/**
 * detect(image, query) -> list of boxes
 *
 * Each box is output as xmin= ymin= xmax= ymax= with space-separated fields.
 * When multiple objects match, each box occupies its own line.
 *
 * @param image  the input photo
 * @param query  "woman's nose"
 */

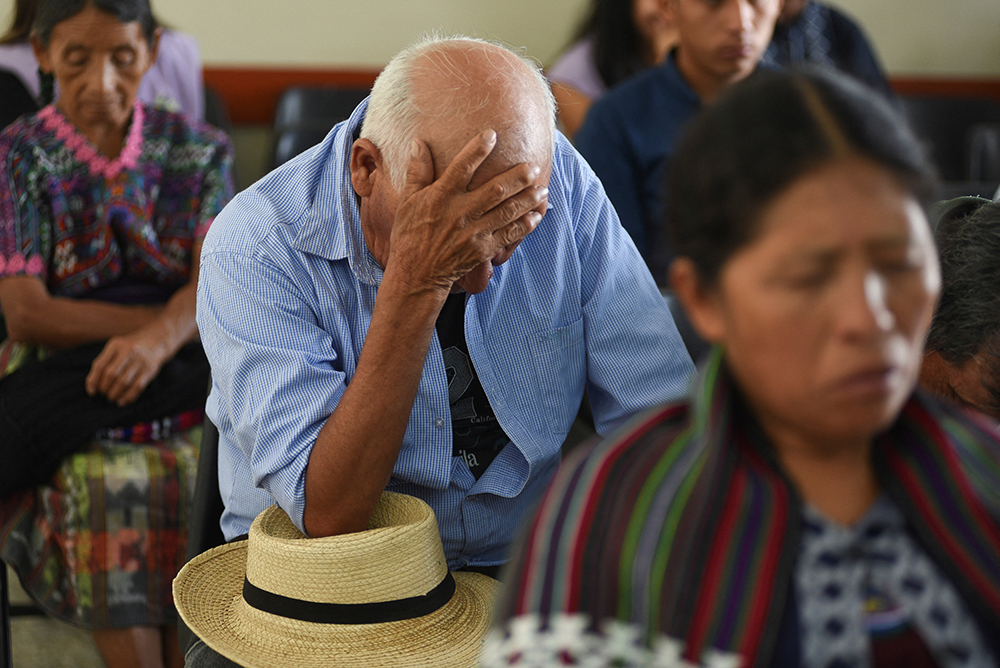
xmin=841 ymin=270 xmax=895 ymax=338
xmin=85 ymin=58 xmax=116 ymax=95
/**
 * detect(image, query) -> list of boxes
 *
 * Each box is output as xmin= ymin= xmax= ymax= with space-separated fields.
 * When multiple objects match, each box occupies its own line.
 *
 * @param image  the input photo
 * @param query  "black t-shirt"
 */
xmin=435 ymin=293 xmax=511 ymax=479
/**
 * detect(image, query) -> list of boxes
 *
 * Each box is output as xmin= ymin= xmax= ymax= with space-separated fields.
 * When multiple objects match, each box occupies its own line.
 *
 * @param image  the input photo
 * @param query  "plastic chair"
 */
xmin=900 ymin=94 xmax=1000 ymax=182
xmin=271 ymin=128 xmax=330 ymax=168
xmin=176 ymin=412 xmax=225 ymax=653
xmin=203 ymin=85 xmax=233 ymax=136
xmin=0 ymin=68 xmax=38 ymax=130
xmin=270 ymin=86 xmax=370 ymax=168
xmin=273 ymin=86 xmax=370 ymax=131
xmin=969 ymin=123 xmax=1000 ymax=184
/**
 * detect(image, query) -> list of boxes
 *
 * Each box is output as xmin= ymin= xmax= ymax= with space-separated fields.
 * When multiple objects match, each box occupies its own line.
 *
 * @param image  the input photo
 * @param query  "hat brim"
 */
xmin=174 ymin=540 xmax=501 ymax=668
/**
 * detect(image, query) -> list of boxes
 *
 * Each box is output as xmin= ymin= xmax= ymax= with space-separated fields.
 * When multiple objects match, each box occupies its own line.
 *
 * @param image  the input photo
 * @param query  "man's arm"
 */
xmin=301 ymin=131 xmax=547 ymax=537
xmin=557 ymin=138 xmax=694 ymax=433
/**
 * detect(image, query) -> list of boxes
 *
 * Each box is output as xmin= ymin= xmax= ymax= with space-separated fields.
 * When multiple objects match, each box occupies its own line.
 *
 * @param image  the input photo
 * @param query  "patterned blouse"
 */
xmin=0 ymin=101 xmax=233 ymax=299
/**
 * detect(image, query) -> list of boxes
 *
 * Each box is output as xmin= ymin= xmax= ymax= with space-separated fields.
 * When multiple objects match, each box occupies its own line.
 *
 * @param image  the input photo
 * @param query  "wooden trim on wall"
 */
xmin=204 ymin=66 xmax=1000 ymax=126
xmin=203 ymin=67 xmax=380 ymax=125
xmin=891 ymin=76 xmax=1000 ymax=104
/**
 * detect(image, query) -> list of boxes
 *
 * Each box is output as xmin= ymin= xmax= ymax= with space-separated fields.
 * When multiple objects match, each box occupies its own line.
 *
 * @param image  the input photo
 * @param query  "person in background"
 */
xmin=0 ymin=0 xmax=233 ymax=665
xmin=575 ymin=0 xmax=781 ymax=285
xmin=488 ymin=69 xmax=1000 ymax=667
xmin=921 ymin=196 xmax=1000 ymax=420
xmin=547 ymin=0 xmax=678 ymax=138
xmin=0 ymin=0 xmax=204 ymax=121
xmin=763 ymin=0 xmax=893 ymax=99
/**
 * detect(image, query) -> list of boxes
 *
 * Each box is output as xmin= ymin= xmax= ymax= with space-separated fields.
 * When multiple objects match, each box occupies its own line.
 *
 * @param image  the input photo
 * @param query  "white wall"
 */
xmin=834 ymin=0 xmax=1000 ymax=76
xmin=2 ymin=0 xmax=998 ymax=76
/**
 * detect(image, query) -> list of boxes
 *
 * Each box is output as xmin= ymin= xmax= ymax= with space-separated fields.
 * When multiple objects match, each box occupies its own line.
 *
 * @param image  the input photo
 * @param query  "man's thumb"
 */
xmin=403 ymin=138 xmax=434 ymax=197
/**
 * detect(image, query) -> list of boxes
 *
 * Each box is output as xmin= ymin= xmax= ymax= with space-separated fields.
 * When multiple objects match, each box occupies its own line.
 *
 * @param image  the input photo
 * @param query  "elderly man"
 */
xmin=575 ymin=0 xmax=782 ymax=284
xmin=195 ymin=34 xmax=692 ymax=591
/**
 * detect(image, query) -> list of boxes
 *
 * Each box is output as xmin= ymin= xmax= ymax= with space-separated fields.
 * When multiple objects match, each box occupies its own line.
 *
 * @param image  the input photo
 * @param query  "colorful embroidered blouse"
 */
xmin=0 ymin=101 xmax=233 ymax=299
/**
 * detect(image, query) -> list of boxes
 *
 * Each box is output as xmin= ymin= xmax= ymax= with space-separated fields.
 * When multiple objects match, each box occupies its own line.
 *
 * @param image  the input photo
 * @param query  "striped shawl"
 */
xmin=494 ymin=348 xmax=1000 ymax=667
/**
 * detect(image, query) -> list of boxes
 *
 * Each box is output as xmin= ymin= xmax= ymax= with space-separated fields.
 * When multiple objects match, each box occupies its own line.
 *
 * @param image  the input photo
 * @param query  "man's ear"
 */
xmin=349 ymin=138 xmax=382 ymax=197
xmin=669 ymin=257 xmax=726 ymax=344
xmin=31 ymin=36 xmax=52 ymax=73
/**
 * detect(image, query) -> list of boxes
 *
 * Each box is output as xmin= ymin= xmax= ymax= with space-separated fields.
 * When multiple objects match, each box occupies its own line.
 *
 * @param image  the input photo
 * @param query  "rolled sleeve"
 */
xmin=197 ymin=247 xmax=347 ymax=534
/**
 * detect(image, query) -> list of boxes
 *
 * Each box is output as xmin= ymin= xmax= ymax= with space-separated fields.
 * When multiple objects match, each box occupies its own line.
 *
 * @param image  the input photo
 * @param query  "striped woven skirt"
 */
xmin=0 ymin=340 xmax=201 ymax=628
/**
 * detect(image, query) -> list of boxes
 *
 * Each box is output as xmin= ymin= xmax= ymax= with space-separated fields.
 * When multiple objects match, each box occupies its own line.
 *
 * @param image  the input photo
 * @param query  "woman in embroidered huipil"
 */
xmin=487 ymin=70 xmax=1000 ymax=667
xmin=0 ymin=0 xmax=232 ymax=665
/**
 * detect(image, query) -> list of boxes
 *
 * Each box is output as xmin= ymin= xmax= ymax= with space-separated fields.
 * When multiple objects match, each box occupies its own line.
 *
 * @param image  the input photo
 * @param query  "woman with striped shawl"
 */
xmin=485 ymin=68 xmax=1000 ymax=668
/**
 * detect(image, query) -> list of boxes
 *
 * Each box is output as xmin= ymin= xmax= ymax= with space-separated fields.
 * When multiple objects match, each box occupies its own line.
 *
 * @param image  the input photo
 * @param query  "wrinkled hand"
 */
xmin=387 ymin=129 xmax=548 ymax=293
xmin=85 ymin=330 xmax=171 ymax=406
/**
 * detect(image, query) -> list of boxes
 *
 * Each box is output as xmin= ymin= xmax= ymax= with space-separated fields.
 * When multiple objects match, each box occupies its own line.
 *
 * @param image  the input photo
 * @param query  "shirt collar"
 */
xmin=292 ymin=97 xmax=385 ymax=286
xmin=661 ymin=49 xmax=702 ymax=106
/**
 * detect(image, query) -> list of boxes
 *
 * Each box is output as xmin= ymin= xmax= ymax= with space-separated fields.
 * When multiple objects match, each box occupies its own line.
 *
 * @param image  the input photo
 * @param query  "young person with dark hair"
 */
xmin=0 ymin=1 xmax=233 ymax=665
xmin=548 ymin=0 xmax=677 ymax=137
xmin=921 ymin=197 xmax=1000 ymax=420
xmin=575 ymin=0 xmax=782 ymax=285
xmin=488 ymin=69 xmax=1000 ymax=667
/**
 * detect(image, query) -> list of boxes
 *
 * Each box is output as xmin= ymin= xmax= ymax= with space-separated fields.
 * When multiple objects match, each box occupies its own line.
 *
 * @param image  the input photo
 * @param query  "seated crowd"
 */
xmin=0 ymin=1 xmax=997 ymax=668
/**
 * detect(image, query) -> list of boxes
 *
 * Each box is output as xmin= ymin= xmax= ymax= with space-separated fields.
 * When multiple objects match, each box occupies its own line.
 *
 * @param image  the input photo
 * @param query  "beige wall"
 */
xmin=3 ymin=0 xmax=998 ymax=76
xmin=5 ymin=0 xmax=996 ymax=186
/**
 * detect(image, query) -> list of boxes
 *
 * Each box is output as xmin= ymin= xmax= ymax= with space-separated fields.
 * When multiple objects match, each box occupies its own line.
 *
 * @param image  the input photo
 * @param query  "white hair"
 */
xmin=360 ymin=34 xmax=557 ymax=188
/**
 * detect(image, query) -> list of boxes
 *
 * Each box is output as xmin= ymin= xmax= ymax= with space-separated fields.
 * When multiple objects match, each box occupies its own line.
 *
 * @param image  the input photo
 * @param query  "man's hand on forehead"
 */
xmin=385 ymin=129 xmax=548 ymax=295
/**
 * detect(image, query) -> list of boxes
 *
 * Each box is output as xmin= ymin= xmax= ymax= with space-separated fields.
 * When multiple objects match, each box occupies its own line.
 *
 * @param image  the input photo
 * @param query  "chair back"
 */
xmin=177 ymin=412 xmax=226 ymax=653
xmin=900 ymin=94 xmax=1000 ymax=182
xmin=969 ymin=123 xmax=1000 ymax=184
xmin=270 ymin=86 xmax=370 ymax=168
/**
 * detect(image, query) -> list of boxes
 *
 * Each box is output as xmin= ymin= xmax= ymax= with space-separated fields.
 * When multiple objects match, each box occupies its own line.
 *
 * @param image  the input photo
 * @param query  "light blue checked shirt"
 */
xmin=196 ymin=101 xmax=694 ymax=568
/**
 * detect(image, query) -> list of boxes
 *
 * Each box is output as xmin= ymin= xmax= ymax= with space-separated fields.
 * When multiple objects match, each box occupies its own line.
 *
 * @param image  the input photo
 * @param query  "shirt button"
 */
xmin=435 ymin=417 xmax=445 ymax=429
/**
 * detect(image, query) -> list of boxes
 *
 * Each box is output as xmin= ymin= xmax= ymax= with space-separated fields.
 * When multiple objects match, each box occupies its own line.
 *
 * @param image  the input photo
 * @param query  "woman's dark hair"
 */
xmin=574 ymin=0 xmax=650 ymax=89
xmin=0 ymin=0 xmax=35 ymax=44
xmin=926 ymin=200 xmax=1000 ymax=405
xmin=667 ymin=68 xmax=939 ymax=287
xmin=31 ymin=0 xmax=159 ymax=104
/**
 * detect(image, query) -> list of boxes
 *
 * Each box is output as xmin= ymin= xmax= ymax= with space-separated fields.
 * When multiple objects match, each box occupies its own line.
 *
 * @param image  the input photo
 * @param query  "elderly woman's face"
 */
xmin=699 ymin=156 xmax=940 ymax=444
xmin=33 ymin=4 xmax=156 ymax=134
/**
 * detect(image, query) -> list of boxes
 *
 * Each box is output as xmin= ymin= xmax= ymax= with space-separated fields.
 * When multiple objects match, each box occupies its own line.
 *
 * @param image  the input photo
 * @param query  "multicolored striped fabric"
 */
xmin=0 ymin=339 xmax=203 ymax=627
xmin=492 ymin=348 xmax=1000 ymax=667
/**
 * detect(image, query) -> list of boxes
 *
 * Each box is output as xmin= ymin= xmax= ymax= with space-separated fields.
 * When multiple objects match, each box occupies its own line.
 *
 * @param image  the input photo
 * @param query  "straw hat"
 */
xmin=173 ymin=492 xmax=500 ymax=668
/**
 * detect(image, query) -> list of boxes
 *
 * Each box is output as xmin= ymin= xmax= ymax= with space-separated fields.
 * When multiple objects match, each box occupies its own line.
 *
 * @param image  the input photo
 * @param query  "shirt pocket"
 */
xmin=528 ymin=318 xmax=585 ymax=435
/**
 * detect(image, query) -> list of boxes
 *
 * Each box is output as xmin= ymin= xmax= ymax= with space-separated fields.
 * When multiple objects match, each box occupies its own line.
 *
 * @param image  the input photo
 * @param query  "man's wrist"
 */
xmin=378 ymin=263 xmax=453 ymax=315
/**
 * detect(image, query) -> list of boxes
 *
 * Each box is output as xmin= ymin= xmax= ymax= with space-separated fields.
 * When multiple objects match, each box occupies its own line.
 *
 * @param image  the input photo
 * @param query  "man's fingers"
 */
xmin=465 ymin=163 xmax=542 ymax=221
xmin=402 ymin=138 xmax=436 ymax=200
xmin=434 ymin=129 xmax=498 ymax=192
xmin=494 ymin=210 xmax=543 ymax=249
xmin=478 ymin=185 xmax=548 ymax=235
